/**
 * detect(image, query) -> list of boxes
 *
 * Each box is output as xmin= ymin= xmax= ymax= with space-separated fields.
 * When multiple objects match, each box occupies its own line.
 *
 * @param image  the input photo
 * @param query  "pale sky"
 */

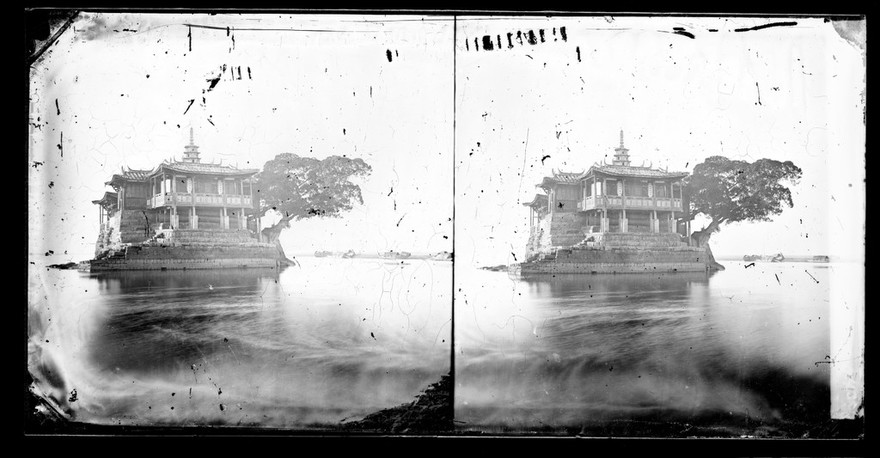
xmin=453 ymin=16 xmax=865 ymax=266
xmin=29 ymin=13 xmax=454 ymax=262
xmin=28 ymin=14 xmax=865 ymax=266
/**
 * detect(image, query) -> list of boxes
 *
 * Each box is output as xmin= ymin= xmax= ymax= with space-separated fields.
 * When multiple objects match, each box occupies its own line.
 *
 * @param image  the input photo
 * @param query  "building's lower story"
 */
xmin=583 ymin=209 xmax=683 ymax=234
xmin=94 ymin=207 xmax=263 ymax=258
xmin=524 ymin=210 xmax=696 ymax=264
xmin=90 ymin=238 xmax=283 ymax=271
xmin=91 ymin=226 xmax=283 ymax=271
xmin=150 ymin=206 xmax=255 ymax=231
xmin=518 ymin=231 xmax=710 ymax=275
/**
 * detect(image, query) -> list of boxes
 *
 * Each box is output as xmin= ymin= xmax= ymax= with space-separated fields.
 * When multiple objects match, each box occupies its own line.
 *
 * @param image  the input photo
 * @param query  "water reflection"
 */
xmin=518 ymin=271 xmax=715 ymax=296
xmin=29 ymin=259 xmax=451 ymax=429
xmin=85 ymin=269 xmax=281 ymax=376
xmin=456 ymin=263 xmax=832 ymax=434
xmin=90 ymin=268 xmax=278 ymax=291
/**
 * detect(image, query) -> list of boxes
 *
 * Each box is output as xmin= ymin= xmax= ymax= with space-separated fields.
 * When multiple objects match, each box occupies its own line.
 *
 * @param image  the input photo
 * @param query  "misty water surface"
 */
xmin=455 ymin=261 xmax=847 ymax=434
xmin=28 ymin=258 xmax=451 ymax=429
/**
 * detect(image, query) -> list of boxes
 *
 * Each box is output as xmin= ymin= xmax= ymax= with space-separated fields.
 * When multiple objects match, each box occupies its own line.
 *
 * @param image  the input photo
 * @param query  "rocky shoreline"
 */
xmin=25 ymin=372 xmax=453 ymax=435
xmin=343 ymin=373 xmax=452 ymax=434
xmin=479 ymin=265 xmax=508 ymax=272
xmin=25 ymin=368 xmax=862 ymax=437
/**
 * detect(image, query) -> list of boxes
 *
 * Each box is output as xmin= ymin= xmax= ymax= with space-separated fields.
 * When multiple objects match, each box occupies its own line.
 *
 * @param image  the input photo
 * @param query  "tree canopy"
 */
xmin=254 ymin=153 xmax=372 ymax=222
xmin=684 ymin=155 xmax=802 ymax=228
xmin=683 ymin=155 xmax=802 ymax=270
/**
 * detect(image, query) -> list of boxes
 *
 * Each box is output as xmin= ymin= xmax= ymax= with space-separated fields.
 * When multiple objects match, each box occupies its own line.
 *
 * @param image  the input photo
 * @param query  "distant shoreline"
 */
xmin=714 ymin=256 xmax=838 ymax=262
xmin=292 ymin=254 xmax=451 ymax=261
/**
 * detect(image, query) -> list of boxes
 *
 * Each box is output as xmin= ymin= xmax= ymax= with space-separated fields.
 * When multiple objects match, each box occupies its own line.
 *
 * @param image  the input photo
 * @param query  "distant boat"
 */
xmin=341 ymin=249 xmax=356 ymax=258
xmin=380 ymin=250 xmax=411 ymax=259
xmin=812 ymin=255 xmax=830 ymax=263
xmin=743 ymin=253 xmax=786 ymax=262
xmin=314 ymin=251 xmax=332 ymax=257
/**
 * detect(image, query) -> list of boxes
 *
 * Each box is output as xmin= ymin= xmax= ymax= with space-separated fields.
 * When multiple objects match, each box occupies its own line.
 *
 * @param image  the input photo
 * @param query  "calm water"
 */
xmin=28 ymin=258 xmax=451 ymax=429
xmin=455 ymin=261 xmax=849 ymax=434
xmin=27 ymin=257 xmax=854 ymax=434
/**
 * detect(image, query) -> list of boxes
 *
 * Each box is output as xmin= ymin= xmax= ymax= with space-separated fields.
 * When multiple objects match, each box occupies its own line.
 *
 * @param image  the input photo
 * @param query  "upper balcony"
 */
xmin=578 ymin=195 xmax=682 ymax=212
xmin=148 ymin=192 xmax=254 ymax=209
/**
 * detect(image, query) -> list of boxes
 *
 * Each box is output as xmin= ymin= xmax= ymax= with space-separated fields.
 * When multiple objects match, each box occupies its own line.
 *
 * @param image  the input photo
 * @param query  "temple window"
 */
xmin=654 ymin=182 xmax=669 ymax=198
xmin=606 ymin=180 xmax=617 ymax=196
xmin=227 ymin=179 xmax=241 ymax=195
xmin=194 ymin=177 xmax=215 ymax=194
xmin=625 ymin=181 xmax=650 ymax=197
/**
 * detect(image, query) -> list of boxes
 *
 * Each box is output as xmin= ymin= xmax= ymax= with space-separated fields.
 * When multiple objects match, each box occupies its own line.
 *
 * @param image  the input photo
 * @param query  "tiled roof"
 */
xmin=537 ymin=165 xmax=687 ymax=189
xmin=91 ymin=191 xmax=118 ymax=205
xmin=590 ymin=165 xmax=688 ymax=179
xmin=151 ymin=161 xmax=259 ymax=177
xmin=106 ymin=160 xmax=259 ymax=189
xmin=106 ymin=168 xmax=152 ymax=185
xmin=537 ymin=169 xmax=585 ymax=188
xmin=106 ymin=169 xmax=149 ymax=187
xmin=522 ymin=194 xmax=549 ymax=207
xmin=551 ymin=170 xmax=585 ymax=183
xmin=121 ymin=168 xmax=152 ymax=180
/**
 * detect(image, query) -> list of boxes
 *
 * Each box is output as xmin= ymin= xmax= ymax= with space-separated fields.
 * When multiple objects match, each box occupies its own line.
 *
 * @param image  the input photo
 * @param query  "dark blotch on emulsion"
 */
xmin=482 ymin=35 xmax=494 ymax=51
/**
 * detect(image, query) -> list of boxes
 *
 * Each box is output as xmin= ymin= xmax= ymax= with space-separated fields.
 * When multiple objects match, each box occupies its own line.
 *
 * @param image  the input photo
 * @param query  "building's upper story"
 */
xmin=97 ymin=129 xmax=260 ymax=214
xmin=525 ymin=131 xmax=689 ymax=216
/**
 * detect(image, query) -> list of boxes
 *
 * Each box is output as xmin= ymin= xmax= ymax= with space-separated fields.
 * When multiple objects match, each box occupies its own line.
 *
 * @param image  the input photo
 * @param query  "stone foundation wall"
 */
xmin=521 ymin=211 xmax=706 ymax=275
xmin=528 ymin=213 xmax=589 ymax=258
xmin=518 ymin=233 xmax=709 ymax=275
xmin=168 ymin=229 xmax=267 ymax=246
xmin=90 ymin=244 xmax=281 ymax=271
xmin=519 ymin=260 xmax=708 ymax=274
xmin=90 ymin=257 xmax=280 ymax=271
xmin=553 ymin=246 xmax=706 ymax=263
xmin=118 ymin=209 xmax=157 ymax=243
xmin=600 ymin=232 xmax=693 ymax=249
xmin=125 ymin=245 xmax=279 ymax=259
xmin=91 ymin=227 xmax=279 ymax=271
xmin=94 ymin=212 xmax=123 ymax=255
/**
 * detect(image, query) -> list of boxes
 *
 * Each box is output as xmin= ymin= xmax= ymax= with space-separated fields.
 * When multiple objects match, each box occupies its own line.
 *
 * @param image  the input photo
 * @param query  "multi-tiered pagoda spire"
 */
xmin=611 ymin=129 xmax=631 ymax=166
xmin=182 ymin=127 xmax=201 ymax=164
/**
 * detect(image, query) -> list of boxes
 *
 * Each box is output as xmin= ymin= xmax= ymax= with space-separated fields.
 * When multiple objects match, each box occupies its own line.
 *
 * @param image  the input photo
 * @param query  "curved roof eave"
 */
xmin=146 ymin=163 xmax=259 ymax=178
xmin=522 ymin=194 xmax=548 ymax=207
xmin=584 ymin=165 xmax=689 ymax=180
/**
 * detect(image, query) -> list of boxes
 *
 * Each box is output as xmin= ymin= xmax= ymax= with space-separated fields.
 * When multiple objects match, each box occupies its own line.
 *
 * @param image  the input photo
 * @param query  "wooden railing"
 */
xmin=580 ymin=196 xmax=682 ymax=211
xmin=194 ymin=193 xmax=223 ymax=205
xmin=147 ymin=194 xmax=167 ymax=208
xmin=578 ymin=196 xmax=596 ymax=211
xmin=148 ymin=193 xmax=253 ymax=209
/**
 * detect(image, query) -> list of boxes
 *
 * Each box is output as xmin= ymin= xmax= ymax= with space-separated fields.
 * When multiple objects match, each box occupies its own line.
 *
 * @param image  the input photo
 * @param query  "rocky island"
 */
xmin=514 ymin=131 xmax=711 ymax=275
xmin=89 ymin=130 xmax=285 ymax=271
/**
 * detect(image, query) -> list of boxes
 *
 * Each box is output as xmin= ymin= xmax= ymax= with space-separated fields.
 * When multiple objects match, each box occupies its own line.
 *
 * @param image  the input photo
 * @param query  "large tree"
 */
xmin=683 ymin=156 xmax=802 ymax=270
xmin=253 ymin=153 xmax=372 ymax=264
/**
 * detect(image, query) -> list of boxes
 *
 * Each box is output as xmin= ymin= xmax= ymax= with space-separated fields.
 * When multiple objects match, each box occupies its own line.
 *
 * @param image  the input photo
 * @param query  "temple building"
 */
xmin=520 ymin=131 xmax=706 ymax=273
xmin=90 ymin=130 xmax=279 ymax=270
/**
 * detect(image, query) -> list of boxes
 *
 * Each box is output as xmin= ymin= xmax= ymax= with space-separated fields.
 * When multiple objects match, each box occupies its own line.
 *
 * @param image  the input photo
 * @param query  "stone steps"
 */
xmin=603 ymin=246 xmax=693 ymax=251
xmin=601 ymin=234 xmax=687 ymax=248
xmin=548 ymin=215 xmax=585 ymax=224
xmin=603 ymin=233 xmax=681 ymax=240
xmin=549 ymin=229 xmax=584 ymax=234
xmin=165 ymin=229 xmax=268 ymax=247
xmin=549 ymin=236 xmax=587 ymax=245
